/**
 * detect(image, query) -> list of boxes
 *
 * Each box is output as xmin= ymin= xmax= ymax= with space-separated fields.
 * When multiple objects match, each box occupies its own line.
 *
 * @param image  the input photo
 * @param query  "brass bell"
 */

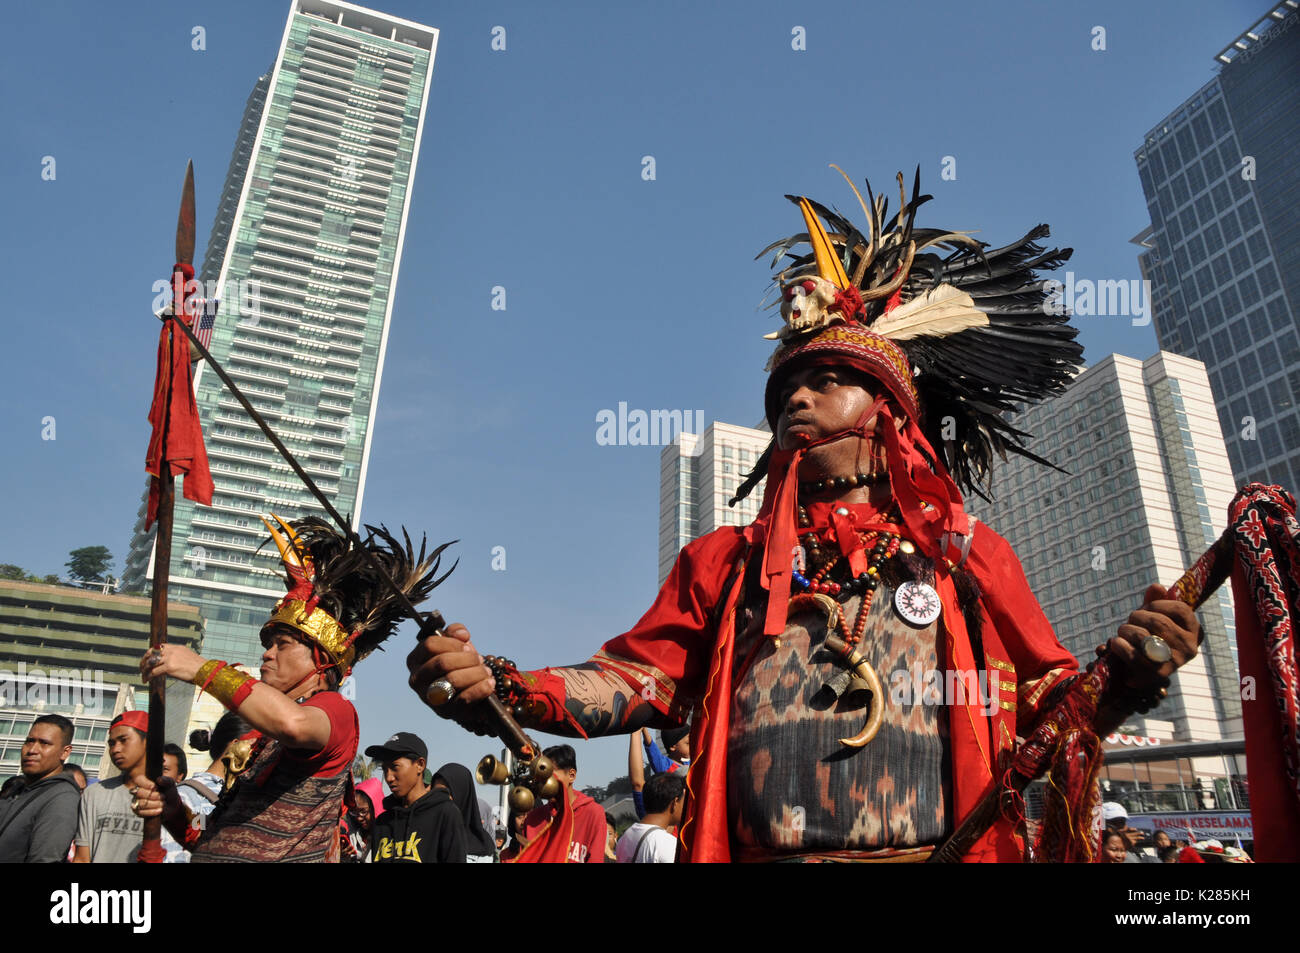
xmin=508 ymin=785 xmax=535 ymax=814
xmin=531 ymin=754 xmax=554 ymax=780
xmin=537 ymin=776 xmax=562 ymax=800
xmin=476 ymin=754 xmax=510 ymax=785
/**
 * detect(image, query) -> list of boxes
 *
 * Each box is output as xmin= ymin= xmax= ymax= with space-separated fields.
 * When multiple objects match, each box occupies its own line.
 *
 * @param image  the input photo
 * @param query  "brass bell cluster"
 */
xmin=476 ymin=751 xmax=560 ymax=814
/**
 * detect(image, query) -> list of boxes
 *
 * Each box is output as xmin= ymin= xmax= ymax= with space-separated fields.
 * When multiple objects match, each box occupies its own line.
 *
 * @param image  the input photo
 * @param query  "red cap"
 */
xmin=112 ymin=709 xmax=149 ymax=734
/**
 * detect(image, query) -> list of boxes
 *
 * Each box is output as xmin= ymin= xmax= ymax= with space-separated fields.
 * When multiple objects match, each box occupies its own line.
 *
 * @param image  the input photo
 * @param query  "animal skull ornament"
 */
xmin=764 ymin=274 xmax=842 ymax=341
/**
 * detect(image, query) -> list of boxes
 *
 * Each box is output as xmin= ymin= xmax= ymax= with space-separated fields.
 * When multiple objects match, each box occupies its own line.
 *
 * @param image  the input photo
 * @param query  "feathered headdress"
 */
xmin=259 ymin=514 xmax=456 ymax=677
xmin=756 ymin=165 xmax=1083 ymax=497
xmin=741 ymin=167 xmax=1084 ymax=639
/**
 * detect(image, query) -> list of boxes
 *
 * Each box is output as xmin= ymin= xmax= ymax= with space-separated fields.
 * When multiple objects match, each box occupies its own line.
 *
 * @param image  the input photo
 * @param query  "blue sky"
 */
xmin=0 ymin=0 xmax=1261 ymax=790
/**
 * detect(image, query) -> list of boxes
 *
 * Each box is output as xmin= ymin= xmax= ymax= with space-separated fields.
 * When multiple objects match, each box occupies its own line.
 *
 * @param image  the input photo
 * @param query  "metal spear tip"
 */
xmin=175 ymin=160 xmax=196 ymax=266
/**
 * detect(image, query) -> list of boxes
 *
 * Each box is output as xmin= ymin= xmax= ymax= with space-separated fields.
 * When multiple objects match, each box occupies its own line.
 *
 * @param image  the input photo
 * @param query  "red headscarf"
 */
xmin=752 ymin=324 xmax=972 ymax=636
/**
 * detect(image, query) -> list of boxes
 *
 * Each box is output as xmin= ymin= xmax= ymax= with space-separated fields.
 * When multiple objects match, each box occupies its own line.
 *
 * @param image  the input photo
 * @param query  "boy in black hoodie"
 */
xmin=0 ymin=715 xmax=81 ymax=863
xmin=366 ymin=732 xmax=465 ymax=863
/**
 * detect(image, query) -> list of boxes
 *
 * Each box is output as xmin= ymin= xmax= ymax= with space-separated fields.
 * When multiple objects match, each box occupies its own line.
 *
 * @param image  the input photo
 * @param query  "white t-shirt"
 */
xmin=75 ymin=777 xmax=143 ymax=863
xmin=615 ymin=822 xmax=677 ymax=863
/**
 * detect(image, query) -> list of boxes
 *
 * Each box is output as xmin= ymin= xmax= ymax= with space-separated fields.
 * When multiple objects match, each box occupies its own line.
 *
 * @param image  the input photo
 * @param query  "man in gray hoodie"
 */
xmin=0 ymin=714 xmax=82 ymax=862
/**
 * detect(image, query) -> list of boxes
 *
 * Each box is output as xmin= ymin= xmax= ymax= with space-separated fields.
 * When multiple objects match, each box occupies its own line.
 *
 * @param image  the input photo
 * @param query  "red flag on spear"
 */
xmin=138 ymin=160 xmax=213 ymax=863
xmin=145 ymin=160 xmax=212 ymax=527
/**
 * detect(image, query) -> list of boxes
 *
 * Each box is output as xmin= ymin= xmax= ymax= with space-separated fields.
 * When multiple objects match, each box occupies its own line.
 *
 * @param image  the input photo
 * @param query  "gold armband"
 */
xmin=192 ymin=659 xmax=257 ymax=709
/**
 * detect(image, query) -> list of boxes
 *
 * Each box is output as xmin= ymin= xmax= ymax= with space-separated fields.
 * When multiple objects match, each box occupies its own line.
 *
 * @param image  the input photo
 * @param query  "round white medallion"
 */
xmin=894 ymin=580 xmax=942 ymax=627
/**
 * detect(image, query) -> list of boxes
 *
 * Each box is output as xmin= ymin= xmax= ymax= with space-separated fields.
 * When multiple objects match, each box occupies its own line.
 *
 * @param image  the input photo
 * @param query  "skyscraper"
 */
xmin=121 ymin=0 xmax=438 ymax=668
xmin=658 ymin=421 xmax=769 ymax=586
xmin=972 ymin=352 xmax=1242 ymax=743
xmin=1132 ymin=2 xmax=1299 ymax=492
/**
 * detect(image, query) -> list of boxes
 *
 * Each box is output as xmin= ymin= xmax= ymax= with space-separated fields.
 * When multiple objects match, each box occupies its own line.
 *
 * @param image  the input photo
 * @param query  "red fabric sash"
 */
xmin=145 ymin=263 xmax=213 ymax=528
xmin=501 ymin=785 xmax=578 ymax=864
xmin=749 ymin=399 xmax=970 ymax=636
xmin=678 ymin=553 xmax=748 ymax=863
xmin=1227 ymin=484 xmax=1300 ymax=861
xmin=749 ymin=399 xmax=888 ymax=636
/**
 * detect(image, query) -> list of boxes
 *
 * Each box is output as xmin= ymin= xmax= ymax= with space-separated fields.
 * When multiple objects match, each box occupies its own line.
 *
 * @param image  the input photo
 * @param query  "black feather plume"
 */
xmin=761 ymin=171 xmax=1084 ymax=497
xmin=266 ymin=517 xmax=457 ymax=666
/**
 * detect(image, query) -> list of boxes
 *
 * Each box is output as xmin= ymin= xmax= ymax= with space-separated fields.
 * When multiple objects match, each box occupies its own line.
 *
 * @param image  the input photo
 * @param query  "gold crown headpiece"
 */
xmin=259 ymin=515 xmax=456 ymax=678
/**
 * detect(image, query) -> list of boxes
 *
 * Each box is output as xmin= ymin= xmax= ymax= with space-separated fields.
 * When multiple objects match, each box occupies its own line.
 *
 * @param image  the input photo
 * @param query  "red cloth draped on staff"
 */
xmin=145 ymin=261 xmax=213 ymax=528
xmin=138 ymin=161 xmax=214 ymax=863
xmin=1020 ymin=483 xmax=1300 ymax=862
xmin=948 ymin=483 xmax=1300 ymax=863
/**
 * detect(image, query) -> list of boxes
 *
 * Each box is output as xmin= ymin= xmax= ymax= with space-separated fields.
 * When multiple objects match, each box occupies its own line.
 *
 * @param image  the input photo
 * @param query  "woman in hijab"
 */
xmin=432 ymin=763 xmax=496 ymax=863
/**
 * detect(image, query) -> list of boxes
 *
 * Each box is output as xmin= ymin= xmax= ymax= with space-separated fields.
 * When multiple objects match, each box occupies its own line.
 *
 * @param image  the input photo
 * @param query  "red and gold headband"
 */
xmin=259 ymin=514 xmax=359 ymax=674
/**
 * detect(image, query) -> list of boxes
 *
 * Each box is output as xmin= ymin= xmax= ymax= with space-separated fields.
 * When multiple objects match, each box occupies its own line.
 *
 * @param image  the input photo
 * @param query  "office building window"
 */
xmin=1257 ymin=266 xmax=1280 ymax=298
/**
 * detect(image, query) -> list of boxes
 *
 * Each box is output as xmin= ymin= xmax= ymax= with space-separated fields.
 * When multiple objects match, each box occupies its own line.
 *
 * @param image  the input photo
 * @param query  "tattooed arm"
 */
xmin=405 ymin=528 xmax=748 ymax=739
xmin=537 ymin=663 xmax=664 ymax=737
xmin=405 ymin=630 xmax=680 ymax=739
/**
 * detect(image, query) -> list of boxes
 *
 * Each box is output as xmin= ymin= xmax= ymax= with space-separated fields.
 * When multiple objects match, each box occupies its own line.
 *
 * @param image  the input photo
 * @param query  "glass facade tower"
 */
xmin=1132 ymin=3 xmax=1299 ymax=492
xmin=972 ymin=353 xmax=1242 ymax=743
xmin=121 ymin=0 xmax=438 ymax=668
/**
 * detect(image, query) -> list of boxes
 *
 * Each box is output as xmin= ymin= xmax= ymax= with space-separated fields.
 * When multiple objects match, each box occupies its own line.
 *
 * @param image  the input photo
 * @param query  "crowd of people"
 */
xmin=0 ymin=710 xmax=703 ymax=863
xmin=2 ymin=710 xmax=1258 ymax=863
xmin=1098 ymin=802 xmax=1254 ymax=864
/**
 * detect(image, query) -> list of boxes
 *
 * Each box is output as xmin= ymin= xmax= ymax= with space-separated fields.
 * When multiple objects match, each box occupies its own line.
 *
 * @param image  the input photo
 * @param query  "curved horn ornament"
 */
xmin=824 ymin=634 xmax=885 ymax=748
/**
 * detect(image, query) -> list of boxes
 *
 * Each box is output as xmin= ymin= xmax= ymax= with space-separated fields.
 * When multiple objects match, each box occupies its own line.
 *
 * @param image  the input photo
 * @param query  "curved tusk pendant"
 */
xmin=824 ymin=633 xmax=884 ymax=747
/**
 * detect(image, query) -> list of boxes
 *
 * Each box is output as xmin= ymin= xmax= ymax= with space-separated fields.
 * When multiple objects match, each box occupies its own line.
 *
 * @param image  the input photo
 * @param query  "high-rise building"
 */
xmin=972 ymin=352 xmax=1242 ymax=743
xmin=1132 ymin=2 xmax=1299 ymax=492
xmin=0 ymin=580 xmax=204 ymax=777
xmin=121 ymin=1 xmax=438 ymax=669
xmin=658 ymin=421 xmax=769 ymax=586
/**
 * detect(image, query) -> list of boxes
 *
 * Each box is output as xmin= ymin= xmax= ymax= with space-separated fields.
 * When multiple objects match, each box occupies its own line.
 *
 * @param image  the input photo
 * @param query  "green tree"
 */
xmin=351 ymin=756 xmax=380 ymax=781
xmin=66 ymin=546 xmax=112 ymax=582
xmin=0 ymin=564 xmax=27 ymax=581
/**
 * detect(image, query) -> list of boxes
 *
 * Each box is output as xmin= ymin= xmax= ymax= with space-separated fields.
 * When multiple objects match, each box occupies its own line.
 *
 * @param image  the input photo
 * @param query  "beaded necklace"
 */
xmin=796 ymin=470 xmax=885 ymax=498
xmin=790 ymin=502 xmax=915 ymax=648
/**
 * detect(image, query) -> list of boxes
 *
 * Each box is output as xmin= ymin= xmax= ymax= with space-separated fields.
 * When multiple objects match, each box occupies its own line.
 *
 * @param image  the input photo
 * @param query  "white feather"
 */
xmin=872 ymin=283 xmax=988 ymax=341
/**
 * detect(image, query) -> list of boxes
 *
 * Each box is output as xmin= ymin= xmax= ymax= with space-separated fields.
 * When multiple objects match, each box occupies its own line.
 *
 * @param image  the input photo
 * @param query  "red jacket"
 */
xmin=571 ymin=519 xmax=1077 ymax=862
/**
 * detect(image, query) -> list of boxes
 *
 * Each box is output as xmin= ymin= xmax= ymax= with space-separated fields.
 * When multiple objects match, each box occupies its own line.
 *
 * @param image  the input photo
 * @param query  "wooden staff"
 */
xmin=139 ymin=161 xmax=198 ymax=861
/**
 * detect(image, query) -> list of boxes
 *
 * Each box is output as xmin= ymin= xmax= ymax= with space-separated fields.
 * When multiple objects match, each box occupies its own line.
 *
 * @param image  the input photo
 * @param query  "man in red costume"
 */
xmin=407 ymin=172 xmax=1201 ymax=862
xmin=133 ymin=517 xmax=450 ymax=862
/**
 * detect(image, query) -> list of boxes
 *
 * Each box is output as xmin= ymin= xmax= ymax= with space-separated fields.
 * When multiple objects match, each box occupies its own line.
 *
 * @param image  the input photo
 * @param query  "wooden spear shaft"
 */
xmin=139 ymin=270 xmax=190 ymax=860
xmin=143 ymin=453 xmax=170 ymax=856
